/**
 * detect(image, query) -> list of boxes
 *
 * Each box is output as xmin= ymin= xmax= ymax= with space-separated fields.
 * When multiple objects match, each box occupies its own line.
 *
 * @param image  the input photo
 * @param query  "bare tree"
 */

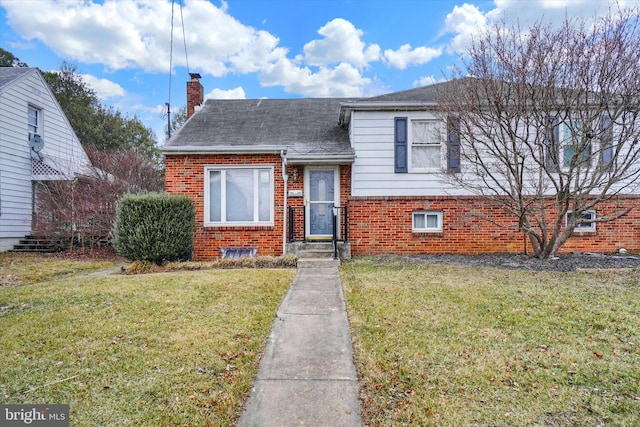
xmin=33 ymin=148 xmax=164 ymax=250
xmin=437 ymin=8 xmax=640 ymax=258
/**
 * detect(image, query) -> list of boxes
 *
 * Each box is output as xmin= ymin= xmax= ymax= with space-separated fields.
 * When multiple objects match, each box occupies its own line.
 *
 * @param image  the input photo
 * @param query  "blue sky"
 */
xmin=1 ymin=0 xmax=637 ymax=143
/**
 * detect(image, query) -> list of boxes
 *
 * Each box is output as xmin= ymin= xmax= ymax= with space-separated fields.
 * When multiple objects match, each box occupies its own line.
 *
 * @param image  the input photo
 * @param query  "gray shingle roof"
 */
xmin=162 ymin=80 xmax=468 ymax=158
xmin=164 ymin=97 xmax=358 ymax=159
xmin=0 ymin=67 xmax=34 ymax=92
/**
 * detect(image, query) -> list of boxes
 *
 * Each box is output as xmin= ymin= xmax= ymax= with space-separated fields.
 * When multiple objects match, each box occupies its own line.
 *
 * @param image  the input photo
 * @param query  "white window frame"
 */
xmin=561 ymin=119 xmax=593 ymax=170
xmin=28 ymin=105 xmax=41 ymax=139
xmin=204 ymin=165 xmax=274 ymax=226
xmin=566 ymin=210 xmax=596 ymax=232
xmin=409 ymin=119 xmax=443 ymax=172
xmin=412 ymin=210 xmax=443 ymax=233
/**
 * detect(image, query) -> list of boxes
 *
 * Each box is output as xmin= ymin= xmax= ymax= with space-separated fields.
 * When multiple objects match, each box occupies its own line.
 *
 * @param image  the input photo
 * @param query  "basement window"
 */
xmin=412 ymin=211 xmax=442 ymax=233
xmin=219 ymin=247 xmax=258 ymax=259
xmin=567 ymin=210 xmax=596 ymax=233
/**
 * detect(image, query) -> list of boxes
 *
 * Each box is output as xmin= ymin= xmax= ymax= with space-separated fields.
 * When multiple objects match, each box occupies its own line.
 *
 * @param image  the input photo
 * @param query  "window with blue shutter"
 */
xmin=394 ymin=117 xmax=408 ymax=173
xmin=545 ymin=115 xmax=560 ymax=172
xmin=600 ymin=115 xmax=613 ymax=165
xmin=447 ymin=116 xmax=461 ymax=173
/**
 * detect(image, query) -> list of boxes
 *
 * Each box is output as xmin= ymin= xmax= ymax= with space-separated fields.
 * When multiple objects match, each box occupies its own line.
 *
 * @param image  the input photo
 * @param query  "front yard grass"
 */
xmin=341 ymin=260 xmax=640 ymax=426
xmin=1 ymin=253 xmax=294 ymax=425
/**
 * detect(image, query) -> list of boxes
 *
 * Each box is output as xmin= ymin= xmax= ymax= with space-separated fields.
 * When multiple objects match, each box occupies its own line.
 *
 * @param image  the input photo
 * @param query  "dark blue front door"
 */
xmin=308 ymin=169 xmax=335 ymax=237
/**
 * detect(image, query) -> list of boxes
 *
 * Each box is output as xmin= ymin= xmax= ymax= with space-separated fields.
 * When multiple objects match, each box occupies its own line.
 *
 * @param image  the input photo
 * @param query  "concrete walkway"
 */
xmin=238 ymin=259 xmax=363 ymax=427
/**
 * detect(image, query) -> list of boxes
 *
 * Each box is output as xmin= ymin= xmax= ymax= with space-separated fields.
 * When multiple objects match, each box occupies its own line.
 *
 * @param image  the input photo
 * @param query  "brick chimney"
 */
xmin=186 ymin=73 xmax=203 ymax=119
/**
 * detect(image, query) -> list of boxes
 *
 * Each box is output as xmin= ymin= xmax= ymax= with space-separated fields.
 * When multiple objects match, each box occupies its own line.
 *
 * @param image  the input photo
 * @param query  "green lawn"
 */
xmin=1 ymin=253 xmax=295 ymax=425
xmin=341 ymin=260 xmax=640 ymax=426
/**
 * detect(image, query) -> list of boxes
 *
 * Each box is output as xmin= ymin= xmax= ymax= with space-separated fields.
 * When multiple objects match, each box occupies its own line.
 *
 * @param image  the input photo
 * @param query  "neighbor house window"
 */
xmin=412 ymin=211 xmax=443 ymax=232
xmin=28 ymin=105 xmax=40 ymax=138
xmin=205 ymin=166 xmax=274 ymax=225
xmin=410 ymin=120 xmax=442 ymax=171
xmin=567 ymin=210 xmax=596 ymax=232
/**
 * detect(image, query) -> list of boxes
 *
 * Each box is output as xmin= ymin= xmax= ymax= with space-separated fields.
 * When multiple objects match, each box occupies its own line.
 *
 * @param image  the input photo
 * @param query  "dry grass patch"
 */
xmin=1 ymin=261 xmax=294 ymax=425
xmin=0 ymin=252 xmax=120 ymax=287
xmin=341 ymin=260 xmax=640 ymax=426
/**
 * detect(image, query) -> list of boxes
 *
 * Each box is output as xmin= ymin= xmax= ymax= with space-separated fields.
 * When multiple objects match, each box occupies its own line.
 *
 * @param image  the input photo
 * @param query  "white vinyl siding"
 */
xmin=350 ymin=110 xmax=472 ymax=197
xmin=204 ymin=166 xmax=274 ymax=226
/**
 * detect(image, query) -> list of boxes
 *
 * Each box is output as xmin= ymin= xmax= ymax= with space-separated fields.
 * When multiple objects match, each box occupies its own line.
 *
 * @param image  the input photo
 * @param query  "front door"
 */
xmin=306 ymin=168 xmax=338 ymax=239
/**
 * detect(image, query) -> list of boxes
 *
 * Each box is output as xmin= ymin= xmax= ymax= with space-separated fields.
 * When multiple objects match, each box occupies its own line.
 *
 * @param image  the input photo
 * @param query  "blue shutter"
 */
xmin=394 ymin=117 xmax=408 ymax=173
xmin=545 ymin=115 xmax=560 ymax=172
xmin=600 ymin=115 xmax=613 ymax=165
xmin=447 ymin=116 xmax=461 ymax=173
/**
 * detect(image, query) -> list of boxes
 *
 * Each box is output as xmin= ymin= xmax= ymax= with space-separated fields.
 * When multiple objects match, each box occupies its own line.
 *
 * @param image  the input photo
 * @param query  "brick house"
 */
xmin=162 ymin=75 xmax=640 ymax=260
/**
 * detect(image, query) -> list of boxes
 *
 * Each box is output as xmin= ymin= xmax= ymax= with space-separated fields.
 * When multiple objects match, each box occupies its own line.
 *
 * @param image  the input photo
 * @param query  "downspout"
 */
xmin=281 ymin=149 xmax=288 ymax=255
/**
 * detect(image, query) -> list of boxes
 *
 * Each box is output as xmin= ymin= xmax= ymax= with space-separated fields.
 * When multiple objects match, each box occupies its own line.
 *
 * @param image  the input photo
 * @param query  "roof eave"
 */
xmin=161 ymin=145 xmax=288 ymax=155
xmin=338 ymin=101 xmax=440 ymax=125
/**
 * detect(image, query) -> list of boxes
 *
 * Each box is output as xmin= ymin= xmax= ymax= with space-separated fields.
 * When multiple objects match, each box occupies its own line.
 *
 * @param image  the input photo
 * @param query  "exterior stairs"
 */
xmin=10 ymin=235 xmax=71 ymax=253
xmin=286 ymin=241 xmax=351 ymax=261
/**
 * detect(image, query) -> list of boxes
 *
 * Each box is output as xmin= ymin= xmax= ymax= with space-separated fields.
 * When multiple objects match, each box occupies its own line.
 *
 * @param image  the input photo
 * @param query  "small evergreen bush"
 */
xmin=113 ymin=193 xmax=195 ymax=264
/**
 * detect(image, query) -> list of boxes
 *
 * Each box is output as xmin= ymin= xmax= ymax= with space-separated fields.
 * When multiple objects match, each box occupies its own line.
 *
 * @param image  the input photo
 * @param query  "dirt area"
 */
xmin=373 ymin=252 xmax=640 ymax=272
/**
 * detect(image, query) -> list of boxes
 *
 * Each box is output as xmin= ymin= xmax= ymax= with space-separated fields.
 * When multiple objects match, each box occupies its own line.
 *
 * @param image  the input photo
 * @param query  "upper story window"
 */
xmin=204 ymin=166 xmax=274 ymax=226
xmin=410 ymin=120 xmax=442 ymax=172
xmin=28 ymin=105 xmax=41 ymax=138
xmin=562 ymin=120 xmax=592 ymax=169
xmin=395 ymin=117 xmax=459 ymax=174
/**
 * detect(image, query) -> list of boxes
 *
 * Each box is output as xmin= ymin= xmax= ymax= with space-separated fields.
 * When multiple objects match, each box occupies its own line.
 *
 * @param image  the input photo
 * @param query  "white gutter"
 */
xmin=161 ymin=145 xmax=288 ymax=155
xmin=285 ymin=154 xmax=356 ymax=165
xmin=281 ymin=149 xmax=288 ymax=256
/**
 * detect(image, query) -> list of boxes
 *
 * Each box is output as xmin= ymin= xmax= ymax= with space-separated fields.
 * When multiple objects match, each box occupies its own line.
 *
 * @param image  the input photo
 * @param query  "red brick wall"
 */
xmin=347 ymin=195 xmax=640 ymax=255
xmin=167 ymin=155 xmax=638 ymax=258
xmin=165 ymin=154 xmax=285 ymax=260
xmin=165 ymin=156 xmax=352 ymax=260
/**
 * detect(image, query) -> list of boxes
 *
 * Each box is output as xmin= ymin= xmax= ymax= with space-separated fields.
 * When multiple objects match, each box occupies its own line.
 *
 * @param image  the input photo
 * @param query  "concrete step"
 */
xmin=297 ymin=258 xmax=341 ymax=268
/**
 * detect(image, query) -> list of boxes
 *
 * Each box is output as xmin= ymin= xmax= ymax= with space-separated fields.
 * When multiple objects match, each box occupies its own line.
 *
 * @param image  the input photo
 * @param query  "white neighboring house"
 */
xmin=0 ymin=67 xmax=92 ymax=252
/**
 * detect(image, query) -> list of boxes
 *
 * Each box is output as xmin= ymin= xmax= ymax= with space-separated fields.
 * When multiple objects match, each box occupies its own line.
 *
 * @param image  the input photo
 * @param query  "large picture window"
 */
xmin=205 ymin=166 xmax=274 ymax=225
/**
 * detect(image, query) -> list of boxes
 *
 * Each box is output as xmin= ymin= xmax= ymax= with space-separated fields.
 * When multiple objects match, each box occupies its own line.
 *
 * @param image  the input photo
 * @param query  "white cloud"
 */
xmin=444 ymin=3 xmax=487 ymax=54
xmin=302 ymin=18 xmax=380 ymax=68
xmin=383 ymin=44 xmax=442 ymax=70
xmin=81 ymin=74 xmax=126 ymax=99
xmin=205 ymin=87 xmax=246 ymax=99
xmin=444 ymin=0 xmax=640 ymax=54
xmin=0 ymin=0 xmax=283 ymax=77
xmin=260 ymin=58 xmax=370 ymax=97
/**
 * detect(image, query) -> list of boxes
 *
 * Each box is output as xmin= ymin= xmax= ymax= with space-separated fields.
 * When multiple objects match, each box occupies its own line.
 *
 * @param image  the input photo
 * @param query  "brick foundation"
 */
xmin=347 ymin=195 xmax=640 ymax=255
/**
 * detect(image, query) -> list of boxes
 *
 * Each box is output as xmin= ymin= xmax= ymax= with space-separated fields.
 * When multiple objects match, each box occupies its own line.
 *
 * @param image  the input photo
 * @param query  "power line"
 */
xmin=167 ymin=0 xmax=175 ymax=139
xmin=167 ymin=0 xmax=191 ymax=140
xmin=180 ymin=0 xmax=190 ymax=74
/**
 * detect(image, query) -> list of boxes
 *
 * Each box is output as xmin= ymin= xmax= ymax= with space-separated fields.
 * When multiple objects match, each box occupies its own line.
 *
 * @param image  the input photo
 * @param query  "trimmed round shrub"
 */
xmin=113 ymin=193 xmax=195 ymax=264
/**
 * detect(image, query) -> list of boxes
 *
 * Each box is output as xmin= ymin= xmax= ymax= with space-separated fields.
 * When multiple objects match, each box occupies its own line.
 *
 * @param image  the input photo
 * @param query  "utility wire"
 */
xmin=167 ymin=0 xmax=175 ymax=139
xmin=179 ymin=0 xmax=190 ymax=74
